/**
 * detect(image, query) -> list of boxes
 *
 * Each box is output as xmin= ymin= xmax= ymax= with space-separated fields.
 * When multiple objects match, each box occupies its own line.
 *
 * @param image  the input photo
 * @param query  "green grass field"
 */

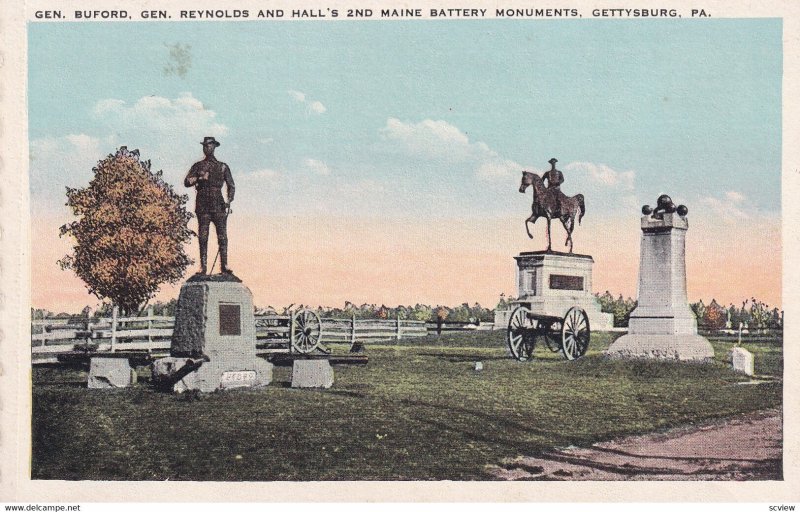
xmin=31 ymin=331 xmax=782 ymax=480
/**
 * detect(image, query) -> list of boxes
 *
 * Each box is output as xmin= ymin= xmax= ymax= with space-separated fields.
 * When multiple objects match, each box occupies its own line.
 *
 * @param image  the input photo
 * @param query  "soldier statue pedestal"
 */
xmin=152 ymin=273 xmax=273 ymax=392
xmin=607 ymin=204 xmax=713 ymax=361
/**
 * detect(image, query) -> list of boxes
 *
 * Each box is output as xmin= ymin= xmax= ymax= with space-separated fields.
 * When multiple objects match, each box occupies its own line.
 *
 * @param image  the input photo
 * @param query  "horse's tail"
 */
xmin=577 ymin=194 xmax=585 ymax=224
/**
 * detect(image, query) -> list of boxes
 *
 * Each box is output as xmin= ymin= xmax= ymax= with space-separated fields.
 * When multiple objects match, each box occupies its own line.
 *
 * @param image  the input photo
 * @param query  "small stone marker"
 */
xmin=474 ymin=361 xmax=484 ymax=371
xmin=88 ymin=357 xmax=135 ymax=388
xmin=730 ymin=346 xmax=755 ymax=376
xmin=291 ymin=359 xmax=334 ymax=388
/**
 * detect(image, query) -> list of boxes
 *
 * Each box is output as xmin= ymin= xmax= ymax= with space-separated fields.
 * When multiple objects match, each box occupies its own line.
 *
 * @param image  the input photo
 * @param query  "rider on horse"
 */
xmin=542 ymin=157 xmax=566 ymax=215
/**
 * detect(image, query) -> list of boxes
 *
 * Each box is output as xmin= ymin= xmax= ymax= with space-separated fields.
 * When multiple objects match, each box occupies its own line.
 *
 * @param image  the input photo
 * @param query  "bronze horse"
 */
xmin=519 ymin=170 xmax=585 ymax=253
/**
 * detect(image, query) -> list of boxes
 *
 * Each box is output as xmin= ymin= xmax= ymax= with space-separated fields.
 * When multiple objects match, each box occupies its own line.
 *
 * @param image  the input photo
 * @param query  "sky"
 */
xmin=28 ymin=19 xmax=783 ymax=312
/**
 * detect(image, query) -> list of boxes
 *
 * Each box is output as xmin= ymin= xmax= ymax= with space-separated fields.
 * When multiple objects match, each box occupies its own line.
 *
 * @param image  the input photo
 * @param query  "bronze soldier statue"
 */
xmin=542 ymin=157 xmax=566 ymax=214
xmin=185 ymin=137 xmax=235 ymax=275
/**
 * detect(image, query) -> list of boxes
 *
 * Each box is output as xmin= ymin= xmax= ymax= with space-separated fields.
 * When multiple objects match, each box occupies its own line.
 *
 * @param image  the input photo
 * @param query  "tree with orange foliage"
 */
xmin=59 ymin=147 xmax=194 ymax=315
xmin=703 ymin=299 xmax=726 ymax=331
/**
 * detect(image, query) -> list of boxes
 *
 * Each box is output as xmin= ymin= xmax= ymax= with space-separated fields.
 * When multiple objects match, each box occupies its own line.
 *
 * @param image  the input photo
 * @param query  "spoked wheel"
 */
xmin=561 ymin=307 xmax=590 ymax=360
xmin=507 ymin=306 xmax=536 ymax=361
xmin=291 ymin=309 xmax=323 ymax=354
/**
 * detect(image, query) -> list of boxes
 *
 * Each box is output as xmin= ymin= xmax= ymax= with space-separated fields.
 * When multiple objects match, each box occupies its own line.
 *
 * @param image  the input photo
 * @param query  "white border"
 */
xmin=2 ymin=0 xmax=798 ymax=503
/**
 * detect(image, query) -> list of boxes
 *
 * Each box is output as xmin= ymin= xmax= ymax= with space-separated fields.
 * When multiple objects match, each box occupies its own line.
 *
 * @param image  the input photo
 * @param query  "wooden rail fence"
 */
xmin=31 ymin=307 xmax=430 ymax=364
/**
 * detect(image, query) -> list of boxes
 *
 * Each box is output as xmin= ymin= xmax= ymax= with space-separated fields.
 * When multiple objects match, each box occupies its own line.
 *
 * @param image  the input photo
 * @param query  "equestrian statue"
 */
xmin=518 ymin=158 xmax=585 ymax=253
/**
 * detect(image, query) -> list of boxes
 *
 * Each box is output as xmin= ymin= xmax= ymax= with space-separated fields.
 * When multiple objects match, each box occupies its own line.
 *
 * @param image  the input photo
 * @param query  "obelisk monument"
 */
xmin=606 ymin=195 xmax=714 ymax=361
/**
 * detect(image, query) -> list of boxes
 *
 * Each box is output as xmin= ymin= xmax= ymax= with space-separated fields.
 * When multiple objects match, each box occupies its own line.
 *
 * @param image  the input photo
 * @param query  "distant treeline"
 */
xmin=590 ymin=292 xmax=782 ymax=330
xmin=31 ymin=300 xmax=496 ymax=324
xmin=258 ymin=302 xmax=497 ymax=323
xmin=31 ymin=295 xmax=782 ymax=331
xmin=689 ymin=298 xmax=782 ymax=331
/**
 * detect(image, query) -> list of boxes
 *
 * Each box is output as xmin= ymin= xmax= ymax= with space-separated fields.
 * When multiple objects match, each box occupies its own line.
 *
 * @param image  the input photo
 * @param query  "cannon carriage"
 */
xmin=506 ymin=304 xmax=590 ymax=361
xmin=256 ymin=308 xmax=326 ymax=355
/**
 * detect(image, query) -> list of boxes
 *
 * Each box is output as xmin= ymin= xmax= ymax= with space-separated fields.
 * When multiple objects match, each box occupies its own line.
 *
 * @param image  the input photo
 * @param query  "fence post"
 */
xmin=351 ymin=313 xmax=356 ymax=347
xmin=396 ymin=314 xmax=401 ymax=341
xmin=111 ymin=305 xmax=118 ymax=352
xmin=289 ymin=309 xmax=295 ymax=354
xmin=147 ymin=305 xmax=154 ymax=353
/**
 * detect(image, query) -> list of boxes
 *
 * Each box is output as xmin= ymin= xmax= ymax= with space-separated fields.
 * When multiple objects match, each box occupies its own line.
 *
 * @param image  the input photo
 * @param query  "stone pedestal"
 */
xmin=88 ymin=356 xmax=136 ymax=388
xmin=291 ymin=359 xmax=334 ymax=388
xmin=607 ymin=213 xmax=713 ymax=361
xmin=155 ymin=273 xmax=273 ymax=392
xmin=495 ymin=251 xmax=613 ymax=330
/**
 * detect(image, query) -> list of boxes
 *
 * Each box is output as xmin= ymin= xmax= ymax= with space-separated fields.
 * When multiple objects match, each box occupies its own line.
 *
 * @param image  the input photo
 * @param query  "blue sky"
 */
xmin=29 ymin=19 xmax=782 ymax=219
xmin=28 ymin=19 xmax=784 ymax=310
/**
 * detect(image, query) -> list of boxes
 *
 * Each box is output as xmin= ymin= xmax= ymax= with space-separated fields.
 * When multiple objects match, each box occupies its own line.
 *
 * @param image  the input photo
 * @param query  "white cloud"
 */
xmin=30 ymin=133 xmax=106 ymax=179
xmin=64 ymin=133 xmax=101 ymax=153
xmin=29 ymin=133 xmax=113 ymax=215
xmin=308 ymin=101 xmax=327 ymax=114
xmin=241 ymin=159 xmax=330 ymax=186
xmin=288 ymin=90 xmax=306 ymax=102
xmin=303 ymin=158 xmax=331 ymax=176
xmin=93 ymin=98 xmax=126 ymax=116
xmin=701 ymin=191 xmax=751 ymax=219
xmin=725 ymin=190 xmax=746 ymax=203
xmin=246 ymin=168 xmax=281 ymax=180
xmin=475 ymin=160 xmax=524 ymax=179
xmin=564 ymin=161 xmax=635 ymax=190
xmin=381 ymin=118 xmax=470 ymax=159
xmin=92 ymin=93 xmax=228 ymax=141
xmin=82 ymin=93 xmax=232 ymax=191
xmin=288 ymin=90 xmax=326 ymax=116
xmin=380 ymin=118 xmax=523 ymax=180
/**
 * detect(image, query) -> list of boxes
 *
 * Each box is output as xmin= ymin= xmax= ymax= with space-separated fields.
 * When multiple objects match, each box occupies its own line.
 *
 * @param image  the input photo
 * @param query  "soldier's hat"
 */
xmin=548 ymin=158 xmax=558 ymax=165
xmin=201 ymin=136 xmax=221 ymax=147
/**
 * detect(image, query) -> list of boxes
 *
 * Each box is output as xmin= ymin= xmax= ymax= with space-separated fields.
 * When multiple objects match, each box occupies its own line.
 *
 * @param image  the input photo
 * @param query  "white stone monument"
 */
xmin=607 ymin=197 xmax=713 ymax=361
xmin=495 ymin=251 xmax=613 ymax=330
xmin=152 ymin=274 xmax=273 ymax=392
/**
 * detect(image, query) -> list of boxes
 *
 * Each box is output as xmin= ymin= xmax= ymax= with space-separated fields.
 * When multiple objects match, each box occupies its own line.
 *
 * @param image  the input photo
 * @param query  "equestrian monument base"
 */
xmin=497 ymin=251 xmax=613 ymax=330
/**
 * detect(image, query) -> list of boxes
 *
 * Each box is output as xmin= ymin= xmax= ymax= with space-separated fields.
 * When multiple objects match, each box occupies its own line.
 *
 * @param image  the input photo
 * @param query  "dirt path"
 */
xmin=487 ymin=408 xmax=782 ymax=481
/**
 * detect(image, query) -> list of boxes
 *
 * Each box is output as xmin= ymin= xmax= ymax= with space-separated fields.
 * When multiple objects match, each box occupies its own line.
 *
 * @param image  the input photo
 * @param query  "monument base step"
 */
xmin=606 ymin=334 xmax=714 ymax=362
xmin=154 ymin=356 xmax=273 ymax=393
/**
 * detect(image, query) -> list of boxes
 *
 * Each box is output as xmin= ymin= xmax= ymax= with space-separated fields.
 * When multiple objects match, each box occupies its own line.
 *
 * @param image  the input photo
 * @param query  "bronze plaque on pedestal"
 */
xmin=219 ymin=304 xmax=242 ymax=336
xmin=549 ymin=274 xmax=584 ymax=291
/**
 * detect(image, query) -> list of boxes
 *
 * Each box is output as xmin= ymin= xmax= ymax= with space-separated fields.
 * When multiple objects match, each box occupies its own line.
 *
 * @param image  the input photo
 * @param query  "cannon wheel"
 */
xmin=561 ymin=307 xmax=590 ymax=360
xmin=291 ymin=309 xmax=323 ymax=354
xmin=507 ymin=306 xmax=536 ymax=361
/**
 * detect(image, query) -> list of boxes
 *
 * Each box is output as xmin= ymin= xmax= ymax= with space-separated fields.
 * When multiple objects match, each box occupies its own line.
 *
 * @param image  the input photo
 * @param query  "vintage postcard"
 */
xmin=1 ymin=0 xmax=799 ymax=504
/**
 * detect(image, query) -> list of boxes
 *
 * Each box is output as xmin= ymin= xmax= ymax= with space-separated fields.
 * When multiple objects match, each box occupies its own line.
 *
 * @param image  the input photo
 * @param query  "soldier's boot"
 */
xmin=220 ymin=241 xmax=232 ymax=274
